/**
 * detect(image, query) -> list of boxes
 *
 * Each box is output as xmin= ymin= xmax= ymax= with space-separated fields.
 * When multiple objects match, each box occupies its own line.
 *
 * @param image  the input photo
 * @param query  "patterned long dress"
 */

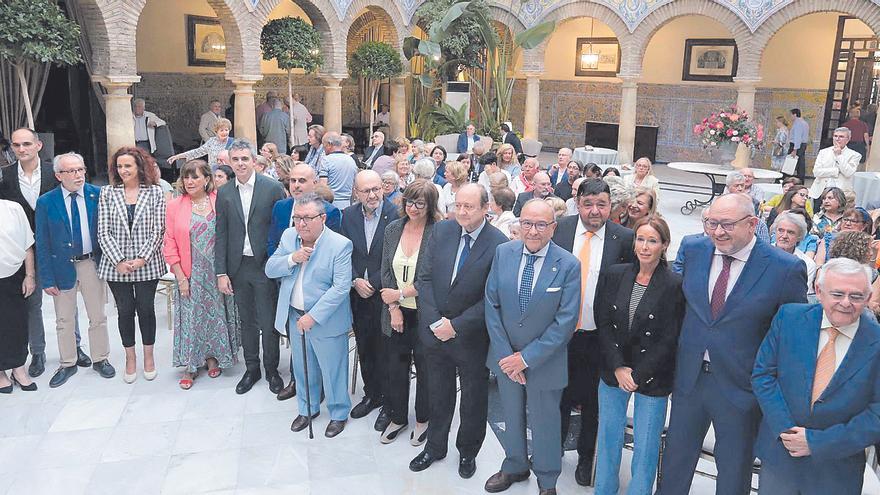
xmin=172 ymin=211 xmax=240 ymax=372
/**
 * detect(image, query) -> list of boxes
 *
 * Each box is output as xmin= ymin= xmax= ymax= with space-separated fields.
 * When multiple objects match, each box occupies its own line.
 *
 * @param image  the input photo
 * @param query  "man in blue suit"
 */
xmin=658 ymin=193 xmax=807 ymax=495
xmin=752 ymin=257 xmax=880 ymax=495
xmin=267 ymin=162 xmax=340 ymax=258
xmin=484 ymin=199 xmax=581 ymax=495
xmin=456 ymin=123 xmax=482 ymax=154
xmin=35 ymin=152 xmax=116 ymax=387
xmin=266 ymin=193 xmax=353 ymax=438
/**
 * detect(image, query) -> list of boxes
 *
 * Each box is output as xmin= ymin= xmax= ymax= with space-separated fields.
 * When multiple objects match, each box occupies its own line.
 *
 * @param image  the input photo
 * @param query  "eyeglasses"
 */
xmin=520 ymin=220 xmax=556 ymax=232
xmin=358 ymin=186 xmax=382 ymax=195
xmin=404 ymin=199 xmax=427 ymax=210
xmin=58 ymin=168 xmax=86 ymax=176
xmin=841 ymin=217 xmax=865 ymax=225
xmin=795 ymin=192 xmax=808 ymax=198
xmin=827 ymin=291 xmax=868 ymax=303
xmin=703 ymin=215 xmax=752 ymax=232
xmin=292 ymin=213 xmax=325 ymax=224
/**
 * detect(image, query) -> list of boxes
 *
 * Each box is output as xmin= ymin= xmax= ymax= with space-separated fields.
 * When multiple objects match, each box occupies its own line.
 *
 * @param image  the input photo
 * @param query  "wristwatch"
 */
xmin=398 ymin=290 xmax=406 ymax=303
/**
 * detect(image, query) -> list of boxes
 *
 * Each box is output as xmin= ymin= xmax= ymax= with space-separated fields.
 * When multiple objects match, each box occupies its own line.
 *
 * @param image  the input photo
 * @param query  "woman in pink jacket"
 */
xmin=164 ymin=160 xmax=240 ymax=389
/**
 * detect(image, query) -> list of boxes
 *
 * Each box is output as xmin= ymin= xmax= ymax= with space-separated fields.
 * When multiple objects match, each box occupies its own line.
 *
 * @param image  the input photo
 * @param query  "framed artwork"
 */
xmin=186 ymin=15 xmax=226 ymax=67
xmin=575 ymin=37 xmax=620 ymax=77
xmin=682 ymin=39 xmax=738 ymax=82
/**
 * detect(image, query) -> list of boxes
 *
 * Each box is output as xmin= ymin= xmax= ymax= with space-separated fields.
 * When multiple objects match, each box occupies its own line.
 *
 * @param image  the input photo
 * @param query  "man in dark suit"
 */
xmin=215 ymin=139 xmax=287 ymax=395
xmin=362 ymin=130 xmax=385 ymax=169
xmin=499 ymin=122 xmax=522 ymax=156
xmin=657 ymin=193 xmax=807 ymax=495
xmin=340 ymin=169 xmax=399 ymax=425
xmin=513 ymin=171 xmax=554 ymax=217
xmin=409 ymin=183 xmax=508 ymax=478
xmin=752 ymin=257 xmax=880 ymax=495
xmin=551 ymin=178 xmax=634 ymax=485
xmin=553 ymin=160 xmax=583 ymax=201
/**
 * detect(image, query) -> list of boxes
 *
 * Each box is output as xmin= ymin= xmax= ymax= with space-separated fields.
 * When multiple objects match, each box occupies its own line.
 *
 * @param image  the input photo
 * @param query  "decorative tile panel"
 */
xmin=719 ymin=0 xmax=791 ymax=32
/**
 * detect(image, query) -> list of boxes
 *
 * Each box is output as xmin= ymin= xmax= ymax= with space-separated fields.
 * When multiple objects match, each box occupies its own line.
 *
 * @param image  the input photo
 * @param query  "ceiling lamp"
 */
xmin=581 ymin=18 xmax=599 ymax=70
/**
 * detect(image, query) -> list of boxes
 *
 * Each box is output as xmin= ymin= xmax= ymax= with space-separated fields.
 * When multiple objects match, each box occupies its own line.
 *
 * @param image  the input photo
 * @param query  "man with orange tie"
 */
xmin=551 ymin=178 xmax=633 ymax=485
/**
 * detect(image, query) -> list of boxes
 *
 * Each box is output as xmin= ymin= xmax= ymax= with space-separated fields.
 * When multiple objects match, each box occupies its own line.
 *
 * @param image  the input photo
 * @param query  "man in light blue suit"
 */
xmin=484 ymin=199 xmax=581 ymax=495
xmin=752 ymin=257 xmax=880 ymax=495
xmin=265 ymin=193 xmax=353 ymax=438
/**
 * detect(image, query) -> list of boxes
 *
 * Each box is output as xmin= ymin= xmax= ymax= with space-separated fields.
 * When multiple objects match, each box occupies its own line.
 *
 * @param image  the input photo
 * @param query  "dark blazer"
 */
xmin=554 ymin=180 xmax=574 ymax=201
xmin=362 ymin=145 xmax=384 ymax=166
xmin=267 ymin=197 xmax=341 ymax=257
xmin=456 ymin=133 xmax=481 ymax=154
xmin=415 ymin=219 xmax=508 ymax=350
xmin=552 ymin=215 xmax=635 ymax=268
xmin=339 ymin=199 xmax=398 ymax=290
xmin=501 ymin=132 xmax=522 ymax=155
xmin=214 ymin=173 xmax=286 ymax=278
xmin=379 ymin=218 xmax=434 ymax=336
xmin=513 ymin=191 xmax=557 ymax=217
xmin=595 ymin=263 xmax=684 ymax=396
xmin=0 ymin=159 xmax=58 ymax=230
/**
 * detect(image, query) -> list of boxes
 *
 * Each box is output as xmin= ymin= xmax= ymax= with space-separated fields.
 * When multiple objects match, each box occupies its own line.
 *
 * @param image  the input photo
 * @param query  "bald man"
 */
xmin=513 ymin=171 xmax=555 ymax=217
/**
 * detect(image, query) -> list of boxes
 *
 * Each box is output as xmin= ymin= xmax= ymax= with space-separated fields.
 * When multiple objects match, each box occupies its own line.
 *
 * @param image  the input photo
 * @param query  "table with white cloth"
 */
xmin=573 ymin=146 xmax=618 ymax=167
xmin=754 ymin=183 xmax=783 ymax=201
xmin=667 ymin=162 xmax=782 ymax=215
xmin=853 ymin=172 xmax=880 ymax=208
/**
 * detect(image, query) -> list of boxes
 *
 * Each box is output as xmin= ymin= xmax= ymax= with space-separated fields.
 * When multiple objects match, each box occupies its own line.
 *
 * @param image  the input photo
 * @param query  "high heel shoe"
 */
xmin=0 ymin=382 xmax=11 ymax=394
xmin=143 ymin=368 xmax=158 ymax=381
xmin=12 ymin=376 xmax=37 ymax=391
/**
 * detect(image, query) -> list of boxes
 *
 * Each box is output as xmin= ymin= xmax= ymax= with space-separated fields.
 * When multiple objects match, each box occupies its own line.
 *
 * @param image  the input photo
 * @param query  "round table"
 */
xmin=573 ymin=147 xmax=618 ymax=166
xmin=667 ymin=162 xmax=782 ymax=215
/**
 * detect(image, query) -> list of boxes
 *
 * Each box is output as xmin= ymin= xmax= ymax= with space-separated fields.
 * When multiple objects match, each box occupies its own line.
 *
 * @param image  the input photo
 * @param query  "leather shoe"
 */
xmin=459 ymin=456 xmax=476 ymax=479
xmin=538 ymin=489 xmax=557 ymax=495
xmin=267 ymin=373 xmax=284 ymax=394
xmin=49 ymin=366 xmax=78 ymax=388
xmin=27 ymin=353 xmax=45 ymax=378
xmin=574 ymin=459 xmax=592 ymax=486
xmin=325 ymin=419 xmax=346 ymax=438
xmin=235 ymin=370 xmax=261 ymax=395
xmin=350 ymin=396 xmax=381 ymax=419
xmin=290 ymin=411 xmax=320 ymax=432
xmin=373 ymin=407 xmax=392 ymax=432
xmin=484 ymin=470 xmax=530 ymax=493
xmin=409 ymin=450 xmax=445 ymax=472
xmin=92 ymin=360 xmax=116 ymax=379
xmin=276 ymin=381 xmax=296 ymax=401
xmin=76 ymin=347 xmax=92 ymax=368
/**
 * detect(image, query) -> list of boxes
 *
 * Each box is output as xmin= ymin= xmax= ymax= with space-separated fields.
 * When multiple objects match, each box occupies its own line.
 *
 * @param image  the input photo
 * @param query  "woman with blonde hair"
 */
xmin=167 ymin=118 xmax=234 ymax=170
xmin=624 ymin=187 xmax=658 ymax=230
xmin=439 ymin=160 xmax=469 ymax=217
xmin=624 ymin=157 xmax=660 ymax=198
xmin=496 ymin=143 xmax=521 ymax=177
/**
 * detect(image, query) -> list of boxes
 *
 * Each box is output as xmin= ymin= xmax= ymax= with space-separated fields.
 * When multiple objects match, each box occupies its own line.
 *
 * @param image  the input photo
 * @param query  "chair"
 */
xmin=521 ymin=138 xmax=543 ymax=158
xmin=156 ymin=271 xmax=176 ymax=329
xmin=433 ymin=133 xmax=459 ymax=153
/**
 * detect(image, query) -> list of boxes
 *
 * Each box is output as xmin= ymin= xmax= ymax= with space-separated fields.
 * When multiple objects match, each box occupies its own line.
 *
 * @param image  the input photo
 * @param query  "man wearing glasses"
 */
xmin=266 ymin=193 xmax=353 ymax=438
xmin=658 ymin=193 xmax=807 ymax=495
xmin=362 ymin=130 xmax=385 ymax=169
xmin=808 ymin=127 xmax=860 ymax=212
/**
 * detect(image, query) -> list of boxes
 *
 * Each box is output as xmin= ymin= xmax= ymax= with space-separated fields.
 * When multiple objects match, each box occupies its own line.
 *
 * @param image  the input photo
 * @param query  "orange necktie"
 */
xmin=576 ymin=231 xmax=594 ymax=329
xmin=811 ymin=327 xmax=840 ymax=406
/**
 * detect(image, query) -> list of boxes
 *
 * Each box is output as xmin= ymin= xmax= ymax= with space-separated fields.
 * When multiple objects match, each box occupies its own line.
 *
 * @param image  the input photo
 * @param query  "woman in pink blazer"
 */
xmin=164 ymin=160 xmax=240 ymax=389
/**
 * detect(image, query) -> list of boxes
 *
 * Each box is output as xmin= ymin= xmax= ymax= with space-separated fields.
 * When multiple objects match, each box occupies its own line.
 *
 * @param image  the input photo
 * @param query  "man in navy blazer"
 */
xmin=267 ymin=162 xmax=340 ymax=258
xmin=35 ymin=153 xmax=115 ymax=387
xmin=752 ymin=258 xmax=880 ymax=495
xmin=483 ymin=199 xmax=581 ymax=495
xmin=456 ymin=123 xmax=481 ymax=153
xmin=658 ymin=193 xmax=807 ymax=495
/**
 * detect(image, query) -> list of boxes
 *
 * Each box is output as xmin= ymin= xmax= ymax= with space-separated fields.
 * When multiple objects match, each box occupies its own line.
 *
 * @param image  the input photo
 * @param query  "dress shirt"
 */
xmin=63 ymin=187 xmax=93 ymax=255
xmin=705 ymin=235 xmax=757 ymax=360
xmin=517 ymin=242 xmax=549 ymax=293
xmin=362 ymin=201 xmax=383 ymax=278
xmin=818 ymin=312 xmax=858 ymax=371
xmin=808 ymin=146 xmax=861 ymax=198
xmin=467 ymin=135 xmax=475 ymax=152
xmin=289 ymin=229 xmax=325 ymax=311
xmin=18 ymin=163 xmax=41 ymax=210
xmin=573 ymin=220 xmax=605 ymax=331
xmin=0 ymin=200 xmax=34 ymax=278
xmin=236 ymin=172 xmax=257 ymax=256
xmin=451 ymin=218 xmax=486 ymax=283
xmin=134 ymin=115 xmax=149 ymax=141
xmin=789 ymin=117 xmax=809 ymax=149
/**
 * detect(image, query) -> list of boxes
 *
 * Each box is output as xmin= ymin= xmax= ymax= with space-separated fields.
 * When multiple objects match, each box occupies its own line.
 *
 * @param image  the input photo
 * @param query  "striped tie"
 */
xmin=811 ymin=327 xmax=840 ymax=407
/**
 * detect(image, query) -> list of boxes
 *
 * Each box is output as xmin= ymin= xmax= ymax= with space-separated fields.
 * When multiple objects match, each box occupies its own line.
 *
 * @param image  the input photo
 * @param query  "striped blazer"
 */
xmin=97 ymin=184 xmax=167 ymax=282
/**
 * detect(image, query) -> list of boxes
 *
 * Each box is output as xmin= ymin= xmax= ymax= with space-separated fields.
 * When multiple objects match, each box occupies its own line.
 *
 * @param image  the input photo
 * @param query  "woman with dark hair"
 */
xmin=766 ymin=184 xmax=810 ymax=226
xmin=213 ymin=164 xmax=235 ymax=188
xmin=164 ymin=160 xmax=240 ymax=389
xmin=373 ymin=140 xmax=400 ymax=177
xmin=98 ymin=147 xmax=167 ymax=383
xmin=815 ymin=206 xmax=873 ymax=265
xmin=430 ymin=145 xmax=448 ymax=187
xmin=812 ymin=186 xmax=846 ymax=235
xmin=602 ymin=167 xmax=622 ymax=178
xmin=378 ymin=179 xmax=441 ymax=445
xmin=489 ymin=186 xmax=517 ymax=238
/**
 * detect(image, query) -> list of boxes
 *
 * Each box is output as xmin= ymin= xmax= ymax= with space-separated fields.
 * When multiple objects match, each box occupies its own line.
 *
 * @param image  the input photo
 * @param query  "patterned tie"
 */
xmin=519 ymin=254 xmax=537 ymax=313
xmin=69 ymin=192 xmax=84 ymax=256
xmin=710 ymin=255 xmax=734 ymax=320
xmin=576 ymin=231 xmax=595 ymax=329
xmin=456 ymin=234 xmax=472 ymax=276
xmin=811 ymin=327 xmax=840 ymax=406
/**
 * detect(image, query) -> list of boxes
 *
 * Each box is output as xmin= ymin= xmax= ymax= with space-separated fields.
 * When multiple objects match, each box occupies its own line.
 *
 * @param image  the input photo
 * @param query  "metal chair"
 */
xmin=156 ymin=271 xmax=176 ymax=329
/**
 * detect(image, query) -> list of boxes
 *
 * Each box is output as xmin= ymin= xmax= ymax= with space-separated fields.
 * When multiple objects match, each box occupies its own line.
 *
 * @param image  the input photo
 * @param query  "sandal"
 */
xmin=208 ymin=367 xmax=222 ymax=378
xmin=179 ymin=371 xmax=198 ymax=390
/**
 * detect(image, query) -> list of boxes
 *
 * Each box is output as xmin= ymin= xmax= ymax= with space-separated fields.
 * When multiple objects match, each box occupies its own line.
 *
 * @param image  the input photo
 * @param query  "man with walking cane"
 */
xmin=266 ymin=193 xmax=354 ymax=438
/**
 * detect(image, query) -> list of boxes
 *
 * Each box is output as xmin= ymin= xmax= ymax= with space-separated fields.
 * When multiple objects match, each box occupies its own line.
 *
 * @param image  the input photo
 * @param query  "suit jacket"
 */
xmin=339 ymin=199 xmax=398 ymax=290
xmin=553 ymin=180 xmax=574 ymax=201
xmin=198 ymin=111 xmax=220 ymax=142
xmin=513 ymin=191 xmax=557 ymax=217
xmin=752 ymin=303 xmax=880 ymax=492
xmin=134 ymin=111 xmax=166 ymax=153
xmin=0 ymin=159 xmax=58 ymax=231
xmin=267 ymin=197 xmax=341 ymax=257
xmin=552 ymin=215 xmax=635 ymax=269
xmin=214 ymin=174 xmax=286 ymax=278
xmin=484 ymin=240 xmax=581 ymax=390
xmin=265 ymin=227 xmax=353 ymax=337
xmin=380 ymin=218 xmax=434 ymax=336
xmin=501 ymin=132 xmax=522 ymax=155
xmin=362 ymin=145 xmax=385 ymax=166
xmin=163 ymin=192 xmax=218 ymax=278
xmin=671 ymin=233 xmax=705 ymax=274
xmin=416 ymin=219 xmax=509 ymax=351
xmin=35 ymin=183 xmax=102 ymax=290
xmin=595 ymin=263 xmax=684 ymax=396
xmin=677 ymin=236 xmax=807 ymax=410
xmin=96 ymin=184 xmax=167 ymax=282
xmin=456 ymin=133 xmax=481 ymax=153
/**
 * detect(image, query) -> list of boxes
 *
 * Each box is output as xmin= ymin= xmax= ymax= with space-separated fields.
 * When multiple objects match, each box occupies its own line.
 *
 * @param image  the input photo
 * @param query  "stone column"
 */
xmin=523 ymin=72 xmax=542 ymax=140
xmin=322 ymin=76 xmax=344 ymax=134
xmin=733 ymin=77 xmax=761 ymax=168
xmin=93 ymin=75 xmax=141 ymax=159
xmin=616 ymin=75 xmax=639 ymax=165
xmin=229 ymin=76 xmax=262 ymax=144
xmin=868 ymin=110 xmax=880 ymax=172
xmin=389 ymin=76 xmax=407 ymax=139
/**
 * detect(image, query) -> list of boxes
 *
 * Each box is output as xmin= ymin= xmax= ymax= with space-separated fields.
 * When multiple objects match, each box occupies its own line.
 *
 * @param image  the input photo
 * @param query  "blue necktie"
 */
xmin=456 ymin=234 xmax=471 ymax=276
xmin=70 ymin=192 xmax=84 ymax=256
xmin=519 ymin=254 xmax=537 ymax=313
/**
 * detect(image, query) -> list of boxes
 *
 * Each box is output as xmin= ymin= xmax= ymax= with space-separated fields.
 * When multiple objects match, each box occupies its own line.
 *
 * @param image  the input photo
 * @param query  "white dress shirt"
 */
xmin=573 ymin=220 xmax=605 ymax=331
xmin=705 ymin=235 xmax=756 ymax=360
xmin=818 ymin=312 xmax=858 ymax=371
xmin=237 ymin=172 xmax=257 ymax=256
xmin=451 ymin=219 xmax=486 ymax=283
xmin=134 ymin=115 xmax=149 ymax=141
xmin=18 ymin=162 xmax=41 ymax=210
xmin=63 ymin=187 xmax=93 ymax=255
xmin=289 ymin=229 xmax=325 ymax=311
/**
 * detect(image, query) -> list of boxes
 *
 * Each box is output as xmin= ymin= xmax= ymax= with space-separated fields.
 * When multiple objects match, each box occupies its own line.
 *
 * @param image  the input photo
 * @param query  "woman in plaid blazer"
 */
xmin=98 ymin=147 xmax=166 ymax=384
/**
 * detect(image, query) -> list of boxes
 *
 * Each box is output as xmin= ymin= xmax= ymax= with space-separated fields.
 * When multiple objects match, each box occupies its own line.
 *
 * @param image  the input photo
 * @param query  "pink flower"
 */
xmin=728 ymin=113 xmax=740 ymax=122
xmin=726 ymin=129 xmax=734 ymax=137
xmin=715 ymin=122 xmax=724 ymax=129
xmin=694 ymin=125 xmax=703 ymax=134
xmin=756 ymin=125 xmax=764 ymax=141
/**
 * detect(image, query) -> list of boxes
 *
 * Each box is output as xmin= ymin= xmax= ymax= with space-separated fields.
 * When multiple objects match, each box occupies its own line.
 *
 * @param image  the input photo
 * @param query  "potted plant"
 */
xmin=348 ymin=41 xmax=404 ymax=136
xmin=693 ymin=105 xmax=764 ymax=168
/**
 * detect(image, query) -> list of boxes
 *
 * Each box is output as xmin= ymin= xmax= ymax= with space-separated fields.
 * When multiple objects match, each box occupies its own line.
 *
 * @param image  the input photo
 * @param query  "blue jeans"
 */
xmin=594 ymin=380 xmax=667 ymax=495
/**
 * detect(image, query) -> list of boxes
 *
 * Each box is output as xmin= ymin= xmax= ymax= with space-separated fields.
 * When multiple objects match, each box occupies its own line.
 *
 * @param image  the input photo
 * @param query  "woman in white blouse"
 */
xmin=624 ymin=157 xmax=660 ymax=199
xmin=439 ymin=160 xmax=469 ymax=219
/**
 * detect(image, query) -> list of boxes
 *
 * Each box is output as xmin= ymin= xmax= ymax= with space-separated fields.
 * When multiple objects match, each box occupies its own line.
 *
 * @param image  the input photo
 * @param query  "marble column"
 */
xmin=389 ymin=76 xmax=407 ymax=139
xmin=523 ymin=73 xmax=542 ymax=140
xmin=868 ymin=110 xmax=880 ymax=171
xmin=322 ymin=76 xmax=344 ymax=134
xmin=230 ymin=76 xmax=261 ymax=144
xmin=94 ymin=75 xmax=141 ymax=159
xmin=733 ymin=77 xmax=760 ymax=168
xmin=616 ymin=76 xmax=639 ymax=165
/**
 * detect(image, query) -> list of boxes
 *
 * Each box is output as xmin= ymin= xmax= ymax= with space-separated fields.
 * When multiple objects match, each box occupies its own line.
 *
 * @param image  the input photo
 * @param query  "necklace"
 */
xmin=192 ymin=196 xmax=210 ymax=212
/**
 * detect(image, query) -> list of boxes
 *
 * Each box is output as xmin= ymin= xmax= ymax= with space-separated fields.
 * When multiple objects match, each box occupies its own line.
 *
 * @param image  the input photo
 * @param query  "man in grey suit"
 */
xmin=216 ymin=139 xmax=287 ymax=395
xmin=484 ymin=199 xmax=582 ymax=495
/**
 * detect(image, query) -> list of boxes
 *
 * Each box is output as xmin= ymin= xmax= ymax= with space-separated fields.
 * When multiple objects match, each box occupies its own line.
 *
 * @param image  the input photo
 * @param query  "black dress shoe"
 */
xmin=350 ymin=396 xmax=381 ymax=419
xmin=374 ymin=407 xmax=392 ymax=432
xmin=76 ymin=347 xmax=92 ymax=368
xmin=0 ymin=383 xmax=11 ymax=394
xmin=92 ymin=360 xmax=116 ymax=379
xmin=236 ymin=370 xmax=262 ymax=395
xmin=325 ymin=419 xmax=346 ymax=438
xmin=267 ymin=374 xmax=284 ymax=394
xmin=575 ymin=457 xmax=593 ymax=486
xmin=290 ymin=412 xmax=320 ymax=432
xmin=27 ymin=353 xmax=45 ymax=378
xmin=409 ymin=450 xmax=446 ymax=472
xmin=12 ymin=376 xmax=37 ymax=391
xmin=459 ymin=456 xmax=477 ymax=479
xmin=276 ymin=381 xmax=296 ymax=401
xmin=49 ymin=366 xmax=78 ymax=388
xmin=484 ymin=470 xmax=530 ymax=493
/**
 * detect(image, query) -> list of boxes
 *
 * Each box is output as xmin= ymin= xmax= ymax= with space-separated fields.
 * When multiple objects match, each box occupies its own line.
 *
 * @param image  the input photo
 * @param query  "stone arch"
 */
xmin=344 ymin=1 xmax=408 ymax=51
xmin=488 ymin=3 xmax=527 ymax=35
xmin=68 ymin=0 xmax=114 ymax=77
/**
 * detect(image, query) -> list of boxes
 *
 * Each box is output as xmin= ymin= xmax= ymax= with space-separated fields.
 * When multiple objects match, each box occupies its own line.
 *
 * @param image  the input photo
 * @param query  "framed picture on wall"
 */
xmin=186 ymin=15 xmax=226 ymax=67
xmin=682 ymin=39 xmax=738 ymax=82
xmin=575 ymin=37 xmax=620 ymax=77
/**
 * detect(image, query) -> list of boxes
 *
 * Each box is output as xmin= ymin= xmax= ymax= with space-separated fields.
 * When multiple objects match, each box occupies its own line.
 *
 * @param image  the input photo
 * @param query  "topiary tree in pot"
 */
xmin=348 ymin=41 xmax=404 ymax=136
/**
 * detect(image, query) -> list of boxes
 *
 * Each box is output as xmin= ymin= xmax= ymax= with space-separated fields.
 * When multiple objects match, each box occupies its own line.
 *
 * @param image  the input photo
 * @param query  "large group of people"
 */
xmin=2 ymin=118 xmax=880 ymax=495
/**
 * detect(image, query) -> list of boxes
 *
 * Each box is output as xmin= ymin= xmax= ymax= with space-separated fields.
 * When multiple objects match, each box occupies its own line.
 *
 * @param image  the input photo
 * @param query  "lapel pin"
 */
xmin=552 ymin=267 xmax=557 ymax=272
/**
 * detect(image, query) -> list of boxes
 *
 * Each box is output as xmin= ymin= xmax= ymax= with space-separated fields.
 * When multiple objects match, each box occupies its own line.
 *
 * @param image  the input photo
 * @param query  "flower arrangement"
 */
xmin=693 ymin=106 xmax=764 ymax=150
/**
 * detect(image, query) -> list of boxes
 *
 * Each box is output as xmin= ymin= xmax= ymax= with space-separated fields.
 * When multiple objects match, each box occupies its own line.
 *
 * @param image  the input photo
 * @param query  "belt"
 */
xmin=701 ymin=360 xmax=712 ymax=373
xmin=71 ymin=252 xmax=94 ymax=263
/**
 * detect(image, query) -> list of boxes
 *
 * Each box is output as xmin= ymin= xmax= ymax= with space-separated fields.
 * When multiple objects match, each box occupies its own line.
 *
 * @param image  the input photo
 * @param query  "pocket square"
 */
xmin=546 ymin=287 xmax=561 ymax=292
